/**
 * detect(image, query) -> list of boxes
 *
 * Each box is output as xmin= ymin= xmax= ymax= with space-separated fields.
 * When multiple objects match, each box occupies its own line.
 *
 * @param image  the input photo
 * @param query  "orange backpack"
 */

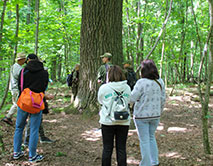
xmin=17 ymin=69 xmax=45 ymax=114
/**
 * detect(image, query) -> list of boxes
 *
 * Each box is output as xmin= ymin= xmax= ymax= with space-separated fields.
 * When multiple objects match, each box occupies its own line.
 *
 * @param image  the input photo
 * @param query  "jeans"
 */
xmin=14 ymin=107 xmax=42 ymax=158
xmin=24 ymin=116 xmax=45 ymax=145
xmin=101 ymin=124 xmax=129 ymax=166
xmin=134 ymin=118 xmax=160 ymax=166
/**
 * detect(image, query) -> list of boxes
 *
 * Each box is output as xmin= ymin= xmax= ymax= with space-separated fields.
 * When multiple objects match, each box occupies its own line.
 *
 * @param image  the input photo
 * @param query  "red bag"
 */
xmin=17 ymin=69 xmax=45 ymax=114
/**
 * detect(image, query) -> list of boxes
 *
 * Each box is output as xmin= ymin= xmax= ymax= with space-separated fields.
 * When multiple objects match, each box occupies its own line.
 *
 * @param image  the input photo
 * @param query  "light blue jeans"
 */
xmin=134 ymin=118 xmax=160 ymax=166
xmin=13 ymin=107 xmax=42 ymax=158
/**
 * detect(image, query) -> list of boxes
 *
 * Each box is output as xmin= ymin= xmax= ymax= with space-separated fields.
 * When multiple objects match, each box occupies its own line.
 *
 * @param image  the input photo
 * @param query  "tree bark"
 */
xmin=35 ymin=0 xmax=40 ymax=55
xmin=77 ymin=0 xmax=123 ymax=112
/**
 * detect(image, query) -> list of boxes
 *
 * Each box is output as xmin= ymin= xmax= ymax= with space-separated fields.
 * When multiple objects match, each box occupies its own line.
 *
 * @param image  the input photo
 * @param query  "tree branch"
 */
xmin=145 ymin=0 xmax=173 ymax=59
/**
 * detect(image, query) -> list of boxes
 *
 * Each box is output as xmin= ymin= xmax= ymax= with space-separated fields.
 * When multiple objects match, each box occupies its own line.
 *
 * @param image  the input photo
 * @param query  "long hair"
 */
xmin=141 ymin=59 xmax=159 ymax=80
xmin=108 ymin=65 xmax=126 ymax=82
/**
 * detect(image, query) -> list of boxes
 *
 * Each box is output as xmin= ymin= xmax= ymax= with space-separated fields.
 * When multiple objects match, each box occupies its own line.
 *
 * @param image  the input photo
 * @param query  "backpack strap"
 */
xmin=154 ymin=79 xmax=162 ymax=91
xmin=20 ymin=68 xmax=24 ymax=92
xmin=108 ymin=89 xmax=124 ymax=116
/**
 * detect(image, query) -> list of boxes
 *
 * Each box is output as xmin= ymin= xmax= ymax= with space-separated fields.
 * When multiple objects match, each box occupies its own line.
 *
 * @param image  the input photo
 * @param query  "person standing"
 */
xmin=98 ymin=65 xmax=131 ymax=166
xmin=13 ymin=54 xmax=49 ymax=163
xmin=97 ymin=52 xmax=113 ymax=85
xmin=130 ymin=59 xmax=166 ymax=166
xmin=71 ymin=64 xmax=80 ymax=102
xmin=2 ymin=53 xmax=26 ymax=125
xmin=123 ymin=60 xmax=137 ymax=90
xmin=23 ymin=59 xmax=55 ymax=146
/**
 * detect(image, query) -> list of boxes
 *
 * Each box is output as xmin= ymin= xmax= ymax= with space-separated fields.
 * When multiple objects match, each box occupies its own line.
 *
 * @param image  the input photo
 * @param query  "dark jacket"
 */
xmin=124 ymin=67 xmax=137 ymax=90
xmin=18 ymin=60 xmax=49 ymax=94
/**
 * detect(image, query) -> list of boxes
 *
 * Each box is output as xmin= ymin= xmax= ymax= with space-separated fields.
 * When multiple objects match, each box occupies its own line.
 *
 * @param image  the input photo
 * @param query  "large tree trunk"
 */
xmin=77 ymin=0 xmax=123 ymax=112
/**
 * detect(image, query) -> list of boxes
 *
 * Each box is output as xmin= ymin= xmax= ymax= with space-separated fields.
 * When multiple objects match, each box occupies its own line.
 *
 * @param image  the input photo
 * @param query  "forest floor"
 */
xmin=1 ymin=85 xmax=213 ymax=166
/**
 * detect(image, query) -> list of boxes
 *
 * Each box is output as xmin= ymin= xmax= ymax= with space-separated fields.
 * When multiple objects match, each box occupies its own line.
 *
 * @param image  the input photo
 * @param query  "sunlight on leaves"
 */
xmin=81 ymin=128 xmax=102 ymax=142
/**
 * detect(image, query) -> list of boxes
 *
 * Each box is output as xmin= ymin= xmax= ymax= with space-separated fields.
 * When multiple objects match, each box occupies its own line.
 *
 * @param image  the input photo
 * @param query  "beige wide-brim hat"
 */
xmin=16 ymin=53 xmax=26 ymax=61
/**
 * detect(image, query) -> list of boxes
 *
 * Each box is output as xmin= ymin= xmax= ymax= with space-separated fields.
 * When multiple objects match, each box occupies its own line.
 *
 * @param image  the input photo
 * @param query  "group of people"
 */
xmin=2 ymin=53 xmax=54 ymax=163
xmin=2 ymin=51 xmax=166 ymax=165
xmin=97 ymin=52 xmax=166 ymax=166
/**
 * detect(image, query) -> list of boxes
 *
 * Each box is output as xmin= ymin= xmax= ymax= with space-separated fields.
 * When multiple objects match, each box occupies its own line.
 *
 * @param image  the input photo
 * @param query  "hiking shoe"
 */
xmin=29 ymin=154 xmax=44 ymax=163
xmin=40 ymin=137 xmax=54 ymax=143
xmin=2 ymin=117 xmax=13 ymax=126
xmin=13 ymin=151 xmax=24 ymax=160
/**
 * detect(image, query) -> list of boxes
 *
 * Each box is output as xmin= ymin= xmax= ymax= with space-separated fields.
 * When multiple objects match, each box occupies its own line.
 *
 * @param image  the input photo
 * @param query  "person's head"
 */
xmin=123 ymin=60 xmax=132 ymax=69
xmin=75 ymin=64 xmax=80 ymax=71
xmin=108 ymin=65 xmax=126 ymax=82
xmin=25 ymin=54 xmax=39 ymax=63
xmin=16 ymin=53 xmax=26 ymax=65
xmin=141 ymin=59 xmax=159 ymax=79
xmin=100 ymin=52 xmax=112 ymax=64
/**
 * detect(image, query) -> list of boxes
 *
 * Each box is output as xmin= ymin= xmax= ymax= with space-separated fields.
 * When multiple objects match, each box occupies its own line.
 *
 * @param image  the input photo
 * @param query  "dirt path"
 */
xmin=1 ymin=87 xmax=213 ymax=166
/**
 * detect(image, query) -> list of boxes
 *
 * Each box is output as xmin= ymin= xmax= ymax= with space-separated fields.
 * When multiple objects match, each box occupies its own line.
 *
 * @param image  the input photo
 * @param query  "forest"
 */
xmin=0 ymin=0 xmax=213 ymax=165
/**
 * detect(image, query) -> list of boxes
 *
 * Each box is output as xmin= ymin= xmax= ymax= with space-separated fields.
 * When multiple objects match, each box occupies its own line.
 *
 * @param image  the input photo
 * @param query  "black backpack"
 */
xmin=67 ymin=71 xmax=74 ymax=87
xmin=127 ymin=70 xmax=137 ymax=90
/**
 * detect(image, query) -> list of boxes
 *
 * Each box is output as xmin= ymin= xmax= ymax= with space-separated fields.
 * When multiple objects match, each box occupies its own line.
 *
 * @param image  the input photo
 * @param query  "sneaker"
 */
xmin=13 ymin=151 xmax=24 ymax=160
xmin=29 ymin=154 xmax=44 ymax=163
xmin=40 ymin=137 xmax=54 ymax=143
xmin=2 ymin=117 xmax=13 ymax=126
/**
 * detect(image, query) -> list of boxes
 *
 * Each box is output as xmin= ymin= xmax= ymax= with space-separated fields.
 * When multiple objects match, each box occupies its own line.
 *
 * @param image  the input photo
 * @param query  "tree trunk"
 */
xmin=35 ymin=0 xmax=40 ymax=55
xmin=202 ymin=0 xmax=213 ymax=155
xmin=0 ymin=0 xmax=7 ymax=73
xmin=27 ymin=0 xmax=31 ymax=25
xmin=197 ymin=0 xmax=213 ymax=154
xmin=179 ymin=1 xmax=186 ymax=82
xmin=146 ymin=0 xmax=173 ymax=59
xmin=190 ymin=40 xmax=194 ymax=82
xmin=57 ymin=54 xmax=62 ymax=81
xmin=14 ymin=4 xmax=19 ymax=60
xmin=0 ymin=3 xmax=19 ymax=110
xmin=0 ymin=0 xmax=7 ymax=45
xmin=135 ymin=0 xmax=145 ymax=66
xmin=160 ymin=0 xmax=168 ymax=78
xmin=77 ymin=0 xmax=123 ymax=112
xmin=50 ymin=56 xmax=57 ymax=81
xmin=124 ymin=0 xmax=131 ymax=60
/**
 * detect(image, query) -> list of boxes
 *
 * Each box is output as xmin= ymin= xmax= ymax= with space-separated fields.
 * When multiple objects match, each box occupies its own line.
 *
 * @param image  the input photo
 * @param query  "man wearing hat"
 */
xmin=123 ymin=60 xmax=137 ymax=90
xmin=97 ymin=52 xmax=113 ymax=84
xmin=2 ymin=53 xmax=26 ymax=125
